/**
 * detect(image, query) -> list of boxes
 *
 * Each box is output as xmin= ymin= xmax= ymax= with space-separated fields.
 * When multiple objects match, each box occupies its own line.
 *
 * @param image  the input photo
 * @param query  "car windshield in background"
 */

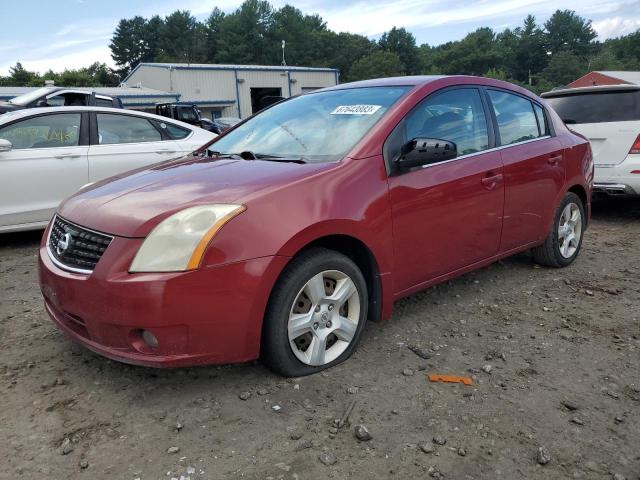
xmin=8 ymin=87 xmax=57 ymax=106
xmin=545 ymin=90 xmax=640 ymax=124
xmin=210 ymin=86 xmax=411 ymax=162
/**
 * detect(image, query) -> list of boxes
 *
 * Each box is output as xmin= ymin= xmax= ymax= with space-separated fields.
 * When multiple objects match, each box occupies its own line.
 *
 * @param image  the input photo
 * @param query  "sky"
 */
xmin=1 ymin=0 xmax=639 ymax=76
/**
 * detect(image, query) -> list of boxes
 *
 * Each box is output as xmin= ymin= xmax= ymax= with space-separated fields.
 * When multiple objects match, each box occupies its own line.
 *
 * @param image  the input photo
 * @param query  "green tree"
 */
xmin=379 ymin=27 xmax=421 ymax=74
xmin=110 ymin=16 xmax=155 ymax=73
xmin=271 ymin=6 xmax=328 ymax=65
xmin=205 ymin=8 xmax=226 ymax=62
xmin=544 ymin=10 xmax=597 ymax=59
xmin=215 ymin=0 xmax=275 ymax=64
xmin=349 ymin=50 xmax=403 ymax=81
xmin=431 ymin=28 xmax=502 ymax=75
xmin=6 ymin=62 xmax=40 ymax=86
xmin=157 ymin=11 xmax=205 ymax=62
xmin=541 ymin=50 xmax=585 ymax=86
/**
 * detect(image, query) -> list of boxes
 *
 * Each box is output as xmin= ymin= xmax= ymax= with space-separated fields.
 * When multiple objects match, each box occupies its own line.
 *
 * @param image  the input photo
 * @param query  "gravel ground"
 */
xmin=1 ymin=196 xmax=638 ymax=480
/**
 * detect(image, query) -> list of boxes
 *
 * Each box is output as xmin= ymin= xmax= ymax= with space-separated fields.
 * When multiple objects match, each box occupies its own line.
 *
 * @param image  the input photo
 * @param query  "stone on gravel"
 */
xmin=612 ymin=473 xmax=626 ymax=480
xmin=354 ymin=425 xmax=372 ymax=441
xmin=458 ymin=447 xmax=467 ymax=456
xmin=238 ymin=391 xmax=251 ymax=401
xmin=561 ymin=400 xmax=579 ymax=411
xmin=408 ymin=345 xmax=432 ymax=359
xmin=296 ymin=439 xmax=313 ymax=450
xmin=167 ymin=446 xmax=180 ymax=454
xmin=570 ymin=416 xmax=585 ymax=425
xmin=432 ymin=436 xmax=447 ymax=445
xmin=536 ymin=446 xmax=551 ymax=465
xmin=272 ymin=404 xmax=282 ymax=412
xmin=347 ymin=386 xmax=359 ymax=394
xmin=481 ymin=365 xmax=493 ymax=374
xmin=60 ymin=437 xmax=73 ymax=455
xmin=257 ymin=388 xmax=268 ymax=395
xmin=318 ymin=452 xmax=337 ymax=466
xmin=402 ymin=368 xmax=415 ymax=376
xmin=79 ymin=459 xmax=88 ymax=469
xmin=419 ymin=443 xmax=435 ymax=454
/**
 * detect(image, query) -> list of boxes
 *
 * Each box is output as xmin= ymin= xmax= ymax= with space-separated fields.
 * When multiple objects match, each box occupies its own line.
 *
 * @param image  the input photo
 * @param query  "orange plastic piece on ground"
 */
xmin=428 ymin=374 xmax=473 ymax=386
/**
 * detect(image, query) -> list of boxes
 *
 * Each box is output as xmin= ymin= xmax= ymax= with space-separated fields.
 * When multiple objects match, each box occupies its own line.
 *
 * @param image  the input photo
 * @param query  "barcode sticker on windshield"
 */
xmin=331 ymin=105 xmax=382 ymax=115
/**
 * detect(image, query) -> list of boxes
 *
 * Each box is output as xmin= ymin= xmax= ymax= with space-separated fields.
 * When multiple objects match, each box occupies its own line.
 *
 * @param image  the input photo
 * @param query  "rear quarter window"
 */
xmin=545 ymin=91 xmax=640 ymax=124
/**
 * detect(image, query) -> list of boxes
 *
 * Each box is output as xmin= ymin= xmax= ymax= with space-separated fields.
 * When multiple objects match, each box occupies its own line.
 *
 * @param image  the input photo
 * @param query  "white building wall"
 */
xmin=125 ymin=65 xmax=339 ymax=119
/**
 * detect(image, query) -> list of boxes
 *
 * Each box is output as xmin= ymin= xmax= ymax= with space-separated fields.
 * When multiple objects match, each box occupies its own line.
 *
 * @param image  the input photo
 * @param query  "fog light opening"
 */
xmin=142 ymin=330 xmax=159 ymax=349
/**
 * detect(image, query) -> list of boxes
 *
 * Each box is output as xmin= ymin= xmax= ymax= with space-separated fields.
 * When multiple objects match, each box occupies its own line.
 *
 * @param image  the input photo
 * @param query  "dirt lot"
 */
xmin=1 ymin=197 xmax=638 ymax=480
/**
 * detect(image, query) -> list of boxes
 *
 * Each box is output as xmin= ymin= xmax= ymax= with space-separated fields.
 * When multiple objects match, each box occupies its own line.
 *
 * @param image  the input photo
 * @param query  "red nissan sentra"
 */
xmin=39 ymin=76 xmax=593 ymax=376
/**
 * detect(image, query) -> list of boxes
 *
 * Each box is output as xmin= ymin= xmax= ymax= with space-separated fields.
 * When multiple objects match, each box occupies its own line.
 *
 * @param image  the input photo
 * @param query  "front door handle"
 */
xmin=548 ymin=154 xmax=563 ymax=166
xmin=55 ymin=154 xmax=81 ymax=159
xmin=481 ymin=172 xmax=503 ymax=190
xmin=156 ymin=149 xmax=177 ymax=154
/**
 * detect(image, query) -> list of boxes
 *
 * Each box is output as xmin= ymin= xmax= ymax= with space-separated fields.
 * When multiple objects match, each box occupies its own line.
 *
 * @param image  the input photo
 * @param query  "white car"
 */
xmin=542 ymin=85 xmax=640 ymax=196
xmin=0 ymin=107 xmax=216 ymax=232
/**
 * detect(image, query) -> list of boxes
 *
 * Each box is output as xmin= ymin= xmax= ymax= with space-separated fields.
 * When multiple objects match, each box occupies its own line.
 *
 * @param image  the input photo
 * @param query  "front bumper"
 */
xmin=594 ymin=155 xmax=640 ymax=196
xmin=39 ymin=231 xmax=288 ymax=367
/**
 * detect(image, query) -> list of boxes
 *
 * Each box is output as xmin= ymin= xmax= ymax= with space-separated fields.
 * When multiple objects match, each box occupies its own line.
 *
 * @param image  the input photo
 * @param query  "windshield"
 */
xmin=545 ymin=90 xmax=640 ymax=124
xmin=9 ymin=87 xmax=57 ymax=106
xmin=210 ymin=86 xmax=411 ymax=162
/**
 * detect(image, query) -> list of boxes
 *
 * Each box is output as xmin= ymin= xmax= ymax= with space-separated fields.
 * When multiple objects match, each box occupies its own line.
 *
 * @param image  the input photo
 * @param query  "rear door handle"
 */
xmin=548 ymin=154 xmax=563 ymax=166
xmin=55 ymin=154 xmax=81 ymax=159
xmin=481 ymin=172 xmax=503 ymax=189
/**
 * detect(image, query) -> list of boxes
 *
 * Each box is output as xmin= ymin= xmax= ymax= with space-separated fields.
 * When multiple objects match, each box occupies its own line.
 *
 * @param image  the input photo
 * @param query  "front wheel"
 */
xmin=261 ymin=247 xmax=368 ymax=377
xmin=532 ymin=192 xmax=585 ymax=267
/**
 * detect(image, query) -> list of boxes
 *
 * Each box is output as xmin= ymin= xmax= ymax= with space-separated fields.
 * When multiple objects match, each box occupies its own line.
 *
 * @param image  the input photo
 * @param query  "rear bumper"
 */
xmin=594 ymin=155 xmax=640 ymax=195
xmin=39 ymin=232 xmax=289 ymax=368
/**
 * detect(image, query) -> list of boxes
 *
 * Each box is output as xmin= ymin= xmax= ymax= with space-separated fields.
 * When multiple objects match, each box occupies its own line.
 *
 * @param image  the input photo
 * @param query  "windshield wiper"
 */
xmin=208 ymin=150 xmax=307 ymax=163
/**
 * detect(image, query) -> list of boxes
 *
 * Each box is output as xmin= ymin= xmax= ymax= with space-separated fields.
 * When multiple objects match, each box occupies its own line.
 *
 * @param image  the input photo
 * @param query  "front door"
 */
xmin=0 ymin=112 xmax=88 ymax=229
xmin=388 ymin=87 xmax=504 ymax=294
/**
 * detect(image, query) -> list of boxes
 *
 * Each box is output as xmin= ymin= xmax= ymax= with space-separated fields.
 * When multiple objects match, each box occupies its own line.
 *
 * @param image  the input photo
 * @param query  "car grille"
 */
xmin=47 ymin=215 xmax=113 ymax=273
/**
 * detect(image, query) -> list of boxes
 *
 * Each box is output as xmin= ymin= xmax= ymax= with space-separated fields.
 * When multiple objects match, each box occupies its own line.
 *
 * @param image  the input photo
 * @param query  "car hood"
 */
xmin=58 ymin=155 xmax=336 ymax=237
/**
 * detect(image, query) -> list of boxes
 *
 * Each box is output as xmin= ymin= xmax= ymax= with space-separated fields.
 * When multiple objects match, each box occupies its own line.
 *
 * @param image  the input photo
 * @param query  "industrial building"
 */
xmin=122 ymin=63 xmax=340 ymax=119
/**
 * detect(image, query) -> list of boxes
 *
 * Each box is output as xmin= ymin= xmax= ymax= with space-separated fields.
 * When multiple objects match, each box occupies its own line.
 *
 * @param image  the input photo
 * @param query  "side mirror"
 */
xmin=395 ymin=138 xmax=457 ymax=170
xmin=0 ymin=139 xmax=12 ymax=152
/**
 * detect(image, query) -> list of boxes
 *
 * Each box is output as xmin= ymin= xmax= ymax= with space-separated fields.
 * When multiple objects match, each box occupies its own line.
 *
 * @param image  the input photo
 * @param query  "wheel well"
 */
xmin=298 ymin=235 xmax=383 ymax=322
xmin=568 ymin=184 xmax=588 ymax=225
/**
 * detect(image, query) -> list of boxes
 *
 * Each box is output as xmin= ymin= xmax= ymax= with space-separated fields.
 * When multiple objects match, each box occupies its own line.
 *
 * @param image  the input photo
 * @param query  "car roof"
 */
xmin=321 ymin=75 xmax=447 ymax=91
xmin=0 ymin=106 xmax=196 ymax=129
xmin=541 ymin=84 xmax=640 ymax=97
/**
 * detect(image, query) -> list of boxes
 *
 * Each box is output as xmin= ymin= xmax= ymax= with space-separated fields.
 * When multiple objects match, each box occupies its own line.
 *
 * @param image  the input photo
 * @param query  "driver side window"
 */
xmin=404 ymin=88 xmax=489 ymax=156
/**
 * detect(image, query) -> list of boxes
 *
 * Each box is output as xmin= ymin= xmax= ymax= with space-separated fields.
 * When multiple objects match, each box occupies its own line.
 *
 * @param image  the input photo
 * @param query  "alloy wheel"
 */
xmin=558 ymin=202 xmax=582 ymax=258
xmin=287 ymin=270 xmax=360 ymax=366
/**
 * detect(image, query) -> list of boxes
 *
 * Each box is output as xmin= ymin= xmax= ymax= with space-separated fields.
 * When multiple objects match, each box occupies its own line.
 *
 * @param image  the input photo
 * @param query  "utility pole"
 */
xmin=281 ymin=40 xmax=286 ymax=66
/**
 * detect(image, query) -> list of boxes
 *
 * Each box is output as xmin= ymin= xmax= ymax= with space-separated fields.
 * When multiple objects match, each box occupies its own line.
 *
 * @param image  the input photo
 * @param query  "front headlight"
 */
xmin=129 ymin=204 xmax=246 ymax=273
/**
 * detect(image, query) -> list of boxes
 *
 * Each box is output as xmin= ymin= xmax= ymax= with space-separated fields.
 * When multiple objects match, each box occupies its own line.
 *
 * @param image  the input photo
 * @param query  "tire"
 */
xmin=261 ymin=247 xmax=368 ymax=377
xmin=532 ymin=192 xmax=585 ymax=268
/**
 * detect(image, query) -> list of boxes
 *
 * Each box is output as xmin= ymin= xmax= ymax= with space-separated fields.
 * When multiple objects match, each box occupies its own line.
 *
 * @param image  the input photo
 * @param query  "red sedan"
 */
xmin=39 ymin=76 xmax=593 ymax=376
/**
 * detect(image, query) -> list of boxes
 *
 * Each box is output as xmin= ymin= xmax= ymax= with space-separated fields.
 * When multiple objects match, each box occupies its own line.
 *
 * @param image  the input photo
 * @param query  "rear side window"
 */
xmin=95 ymin=98 xmax=114 ymax=108
xmin=404 ymin=88 xmax=489 ymax=155
xmin=158 ymin=121 xmax=191 ymax=140
xmin=488 ymin=90 xmax=542 ymax=146
xmin=533 ymin=103 xmax=548 ymax=135
xmin=0 ymin=113 xmax=81 ymax=149
xmin=545 ymin=91 xmax=640 ymax=124
xmin=96 ymin=114 xmax=161 ymax=144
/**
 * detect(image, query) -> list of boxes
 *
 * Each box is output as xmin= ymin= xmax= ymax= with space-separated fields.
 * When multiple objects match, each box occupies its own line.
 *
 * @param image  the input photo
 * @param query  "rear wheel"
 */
xmin=262 ymin=247 xmax=368 ymax=377
xmin=532 ymin=192 xmax=585 ymax=267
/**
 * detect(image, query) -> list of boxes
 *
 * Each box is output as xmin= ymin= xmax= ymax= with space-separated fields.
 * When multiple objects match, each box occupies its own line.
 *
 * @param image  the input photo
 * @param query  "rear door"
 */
xmin=88 ymin=112 xmax=182 ymax=182
xmin=0 ymin=112 xmax=89 ymax=229
xmin=544 ymin=89 xmax=640 ymax=166
xmin=485 ymin=89 xmax=565 ymax=251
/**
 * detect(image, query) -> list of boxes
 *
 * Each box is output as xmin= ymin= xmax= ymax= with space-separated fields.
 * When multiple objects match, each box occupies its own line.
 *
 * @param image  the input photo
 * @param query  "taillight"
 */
xmin=630 ymin=134 xmax=640 ymax=154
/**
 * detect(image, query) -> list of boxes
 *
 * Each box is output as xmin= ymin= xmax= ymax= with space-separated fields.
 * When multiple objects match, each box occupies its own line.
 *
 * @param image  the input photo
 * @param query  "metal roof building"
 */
xmin=568 ymin=71 xmax=640 ymax=88
xmin=122 ymin=63 xmax=340 ymax=119
xmin=0 ymin=86 xmax=179 ymax=108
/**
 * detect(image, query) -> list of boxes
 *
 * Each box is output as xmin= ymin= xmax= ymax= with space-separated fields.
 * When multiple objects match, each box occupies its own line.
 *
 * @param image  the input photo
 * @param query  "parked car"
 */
xmin=0 ymin=87 xmax=123 ymax=115
xmin=155 ymin=103 xmax=222 ymax=133
xmin=39 ymin=76 xmax=592 ymax=376
xmin=0 ymin=107 xmax=216 ymax=232
xmin=212 ymin=116 xmax=242 ymax=132
xmin=542 ymin=84 xmax=640 ymax=196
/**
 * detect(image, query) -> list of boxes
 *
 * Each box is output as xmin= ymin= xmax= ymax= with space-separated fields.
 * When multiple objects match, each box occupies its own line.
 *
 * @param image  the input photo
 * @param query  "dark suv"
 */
xmin=0 ymin=87 xmax=123 ymax=114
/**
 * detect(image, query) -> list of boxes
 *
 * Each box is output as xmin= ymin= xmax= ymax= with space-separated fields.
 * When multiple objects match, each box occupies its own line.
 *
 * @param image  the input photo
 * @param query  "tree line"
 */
xmin=2 ymin=0 xmax=639 ymax=94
